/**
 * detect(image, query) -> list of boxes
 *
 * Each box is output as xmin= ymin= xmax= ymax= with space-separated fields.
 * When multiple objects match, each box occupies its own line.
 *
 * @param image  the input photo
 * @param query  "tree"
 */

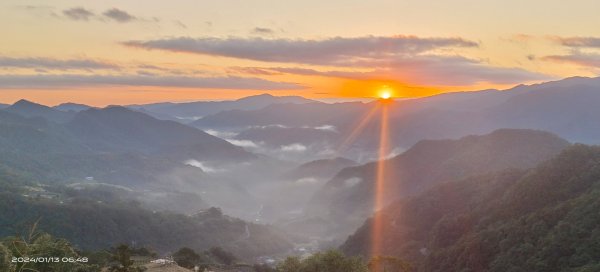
xmin=2 ymin=231 xmax=100 ymax=272
xmin=209 ymin=246 xmax=236 ymax=265
xmin=108 ymin=244 xmax=146 ymax=272
xmin=368 ymin=256 xmax=412 ymax=272
xmin=254 ymin=263 xmax=277 ymax=272
xmin=277 ymin=250 xmax=368 ymax=272
xmin=277 ymin=256 xmax=302 ymax=272
xmin=173 ymin=247 xmax=202 ymax=269
xmin=0 ymin=243 xmax=14 ymax=272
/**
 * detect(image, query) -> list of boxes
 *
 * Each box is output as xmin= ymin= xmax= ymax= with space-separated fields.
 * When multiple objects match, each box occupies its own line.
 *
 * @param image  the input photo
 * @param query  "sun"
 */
xmin=378 ymin=86 xmax=393 ymax=99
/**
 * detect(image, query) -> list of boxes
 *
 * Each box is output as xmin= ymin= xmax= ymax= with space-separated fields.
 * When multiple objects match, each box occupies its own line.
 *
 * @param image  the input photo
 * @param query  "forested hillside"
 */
xmin=342 ymin=144 xmax=600 ymax=272
xmin=0 ymin=192 xmax=292 ymax=259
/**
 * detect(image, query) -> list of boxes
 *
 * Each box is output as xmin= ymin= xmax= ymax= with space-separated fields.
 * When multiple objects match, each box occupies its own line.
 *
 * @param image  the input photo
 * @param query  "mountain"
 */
xmin=0 ymin=106 xmax=259 ymax=216
xmin=66 ymin=106 xmax=255 ymax=162
xmin=191 ymin=101 xmax=366 ymax=130
xmin=341 ymin=144 xmax=600 ymax=272
xmin=53 ymin=102 xmax=92 ymax=112
xmin=0 ymin=103 xmax=7 ymax=109
xmin=305 ymin=129 xmax=570 ymax=239
xmin=131 ymin=93 xmax=316 ymax=122
xmin=190 ymin=77 xmax=600 ymax=162
xmin=5 ymin=99 xmax=75 ymax=123
xmin=282 ymin=157 xmax=358 ymax=181
xmin=0 ymin=192 xmax=292 ymax=259
xmin=484 ymin=79 xmax=600 ymax=144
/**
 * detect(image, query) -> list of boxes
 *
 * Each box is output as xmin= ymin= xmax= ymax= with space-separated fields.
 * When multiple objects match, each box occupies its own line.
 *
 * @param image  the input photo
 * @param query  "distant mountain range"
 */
xmin=181 ymin=76 xmax=600 ymax=162
xmin=53 ymin=102 xmax=92 ymax=112
xmin=0 ymin=101 xmax=292 ymax=259
xmin=67 ymin=106 xmax=254 ymax=161
xmin=0 ymin=103 xmax=258 ymax=216
xmin=282 ymin=157 xmax=358 ymax=181
xmin=302 ymin=129 xmax=570 ymax=239
xmin=129 ymin=93 xmax=316 ymax=122
xmin=341 ymin=144 xmax=600 ymax=271
xmin=5 ymin=99 xmax=76 ymax=123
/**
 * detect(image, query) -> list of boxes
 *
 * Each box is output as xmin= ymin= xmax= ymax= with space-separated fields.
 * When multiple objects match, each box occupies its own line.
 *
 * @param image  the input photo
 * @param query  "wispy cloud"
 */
xmin=123 ymin=35 xmax=478 ymax=65
xmin=102 ymin=8 xmax=137 ymax=23
xmin=60 ymin=7 xmax=143 ymax=23
xmin=125 ymin=35 xmax=551 ymax=85
xmin=62 ymin=7 xmax=95 ymax=21
xmin=252 ymin=27 xmax=275 ymax=35
xmin=0 ymin=57 xmax=118 ymax=70
xmin=0 ymin=74 xmax=303 ymax=90
xmin=543 ymin=36 xmax=600 ymax=68
xmin=542 ymin=52 xmax=600 ymax=68
xmin=231 ymin=55 xmax=551 ymax=86
xmin=551 ymin=36 xmax=600 ymax=48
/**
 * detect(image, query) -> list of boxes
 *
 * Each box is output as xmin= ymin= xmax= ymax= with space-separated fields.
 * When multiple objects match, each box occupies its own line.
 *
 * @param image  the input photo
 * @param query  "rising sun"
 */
xmin=379 ymin=86 xmax=393 ymax=99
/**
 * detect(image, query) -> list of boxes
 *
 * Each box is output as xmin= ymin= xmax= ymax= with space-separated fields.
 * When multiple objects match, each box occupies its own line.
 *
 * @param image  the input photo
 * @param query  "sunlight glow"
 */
xmin=378 ymin=86 xmax=393 ymax=99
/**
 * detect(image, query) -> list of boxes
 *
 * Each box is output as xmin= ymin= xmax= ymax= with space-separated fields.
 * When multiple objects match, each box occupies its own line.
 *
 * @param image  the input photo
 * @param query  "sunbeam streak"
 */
xmin=336 ymin=103 xmax=381 ymax=155
xmin=371 ymin=101 xmax=390 ymax=257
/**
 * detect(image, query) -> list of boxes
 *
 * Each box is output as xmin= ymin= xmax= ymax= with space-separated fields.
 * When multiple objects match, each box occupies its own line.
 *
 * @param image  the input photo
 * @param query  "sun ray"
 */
xmin=371 ymin=101 xmax=390 ymax=257
xmin=335 ymin=103 xmax=381 ymax=155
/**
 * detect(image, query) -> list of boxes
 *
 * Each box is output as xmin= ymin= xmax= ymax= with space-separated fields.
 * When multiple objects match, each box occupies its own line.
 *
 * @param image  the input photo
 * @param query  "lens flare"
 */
xmin=371 ymin=101 xmax=390 ymax=257
xmin=336 ymin=103 xmax=380 ymax=154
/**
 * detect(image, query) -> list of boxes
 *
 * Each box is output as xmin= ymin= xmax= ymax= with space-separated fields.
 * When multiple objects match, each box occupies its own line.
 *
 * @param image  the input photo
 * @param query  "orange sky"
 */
xmin=1 ymin=0 xmax=600 ymax=106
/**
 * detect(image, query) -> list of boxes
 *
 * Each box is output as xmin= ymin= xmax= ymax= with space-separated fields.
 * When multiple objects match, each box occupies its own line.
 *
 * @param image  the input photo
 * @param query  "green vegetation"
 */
xmin=0 ymin=224 xmax=100 ymax=272
xmin=0 ymin=193 xmax=291 ymax=259
xmin=108 ymin=244 xmax=147 ymax=272
xmin=277 ymin=250 xmax=368 ymax=272
xmin=342 ymin=145 xmax=600 ymax=271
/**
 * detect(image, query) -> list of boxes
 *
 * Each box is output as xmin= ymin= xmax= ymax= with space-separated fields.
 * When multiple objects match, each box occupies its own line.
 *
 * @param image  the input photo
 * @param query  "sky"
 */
xmin=1 ymin=0 xmax=600 ymax=106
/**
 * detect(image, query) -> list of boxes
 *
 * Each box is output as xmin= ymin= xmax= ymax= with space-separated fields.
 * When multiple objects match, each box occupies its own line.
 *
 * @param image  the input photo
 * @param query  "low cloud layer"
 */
xmin=552 ymin=36 xmax=600 ymax=48
xmin=0 ymin=74 xmax=303 ymax=90
xmin=544 ymin=36 xmax=600 ymax=68
xmin=124 ymin=35 xmax=551 ymax=85
xmin=123 ymin=35 xmax=478 ymax=65
xmin=234 ymin=55 xmax=551 ymax=86
xmin=543 ymin=52 xmax=600 ymax=68
xmin=0 ymin=57 xmax=118 ymax=70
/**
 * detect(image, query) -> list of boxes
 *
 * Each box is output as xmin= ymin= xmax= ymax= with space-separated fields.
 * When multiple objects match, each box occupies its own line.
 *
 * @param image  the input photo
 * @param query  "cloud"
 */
xmin=371 ymin=55 xmax=553 ymax=85
xmin=238 ymin=55 xmax=551 ymax=86
xmin=184 ymin=159 xmax=222 ymax=173
xmin=313 ymin=125 xmax=337 ymax=132
xmin=226 ymin=139 xmax=260 ymax=148
xmin=124 ymin=35 xmax=553 ymax=86
xmin=551 ymin=36 xmax=600 ymax=48
xmin=102 ymin=8 xmax=136 ymax=23
xmin=123 ymin=35 xmax=478 ymax=65
xmin=281 ymin=143 xmax=307 ymax=152
xmin=204 ymin=129 xmax=239 ymax=138
xmin=61 ymin=7 xmax=142 ymax=23
xmin=252 ymin=27 xmax=275 ymax=35
xmin=62 ymin=7 xmax=95 ymax=21
xmin=228 ymin=66 xmax=283 ymax=76
xmin=0 ymin=57 xmax=118 ymax=70
xmin=542 ymin=52 xmax=600 ymax=68
xmin=0 ymin=74 xmax=303 ymax=90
